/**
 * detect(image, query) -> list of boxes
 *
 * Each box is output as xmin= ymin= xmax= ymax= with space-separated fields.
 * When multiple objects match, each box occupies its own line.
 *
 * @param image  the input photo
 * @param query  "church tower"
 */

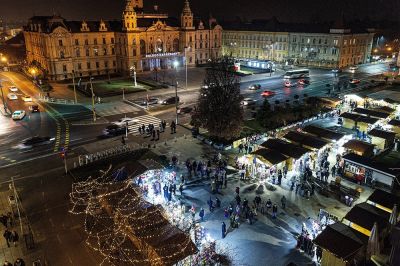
xmin=181 ymin=0 xmax=194 ymax=29
xmin=123 ymin=0 xmax=138 ymax=31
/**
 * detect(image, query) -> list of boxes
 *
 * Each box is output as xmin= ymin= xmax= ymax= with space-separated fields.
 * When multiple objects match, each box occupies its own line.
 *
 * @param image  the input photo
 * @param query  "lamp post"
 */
xmin=0 ymin=79 xmax=8 ymax=114
xmin=89 ymin=77 xmax=96 ymax=122
xmin=130 ymin=66 xmax=137 ymax=87
xmin=184 ymin=46 xmax=190 ymax=90
xmin=173 ymin=60 xmax=179 ymax=125
xmin=72 ymin=70 xmax=77 ymax=104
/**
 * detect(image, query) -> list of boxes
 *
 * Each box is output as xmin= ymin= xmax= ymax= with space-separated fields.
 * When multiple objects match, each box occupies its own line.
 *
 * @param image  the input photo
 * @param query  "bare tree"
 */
xmin=191 ymin=56 xmax=243 ymax=141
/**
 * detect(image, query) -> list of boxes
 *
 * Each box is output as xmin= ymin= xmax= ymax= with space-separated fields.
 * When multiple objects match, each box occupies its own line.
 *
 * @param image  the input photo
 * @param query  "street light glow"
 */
xmin=173 ymin=60 xmax=179 ymax=68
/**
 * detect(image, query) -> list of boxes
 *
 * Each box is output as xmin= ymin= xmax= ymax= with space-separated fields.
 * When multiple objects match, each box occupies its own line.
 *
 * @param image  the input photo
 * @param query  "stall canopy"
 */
xmin=343 ymin=153 xmax=399 ymax=180
xmin=302 ymin=125 xmax=345 ymax=142
xmin=344 ymin=202 xmax=390 ymax=236
xmin=283 ymin=131 xmax=328 ymax=150
xmin=261 ymin=139 xmax=310 ymax=160
xmin=353 ymin=108 xmax=391 ymax=119
xmin=313 ymin=222 xmax=368 ymax=261
xmin=252 ymin=148 xmax=288 ymax=166
xmin=340 ymin=113 xmax=379 ymax=125
xmin=373 ymin=106 xmax=396 ymax=114
xmin=368 ymin=128 xmax=396 ymax=141
xmin=388 ymin=119 xmax=400 ymax=127
xmin=342 ymin=139 xmax=375 ymax=157
xmin=367 ymin=189 xmax=400 ymax=213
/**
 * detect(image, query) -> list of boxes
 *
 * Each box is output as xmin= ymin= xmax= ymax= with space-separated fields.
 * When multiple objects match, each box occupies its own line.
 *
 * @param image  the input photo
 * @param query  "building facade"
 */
xmin=23 ymin=0 xmax=222 ymax=80
xmin=222 ymin=20 xmax=374 ymax=68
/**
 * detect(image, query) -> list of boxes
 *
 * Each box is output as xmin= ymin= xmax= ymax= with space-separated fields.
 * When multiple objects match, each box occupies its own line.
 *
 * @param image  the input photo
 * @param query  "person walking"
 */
xmin=179 ymin=183 xmax=184 ymax=195
xmin=199 ymin=208 xmax=205 ymax=222
xmin=266 ymin=199 xmax=272 ymax=214
xmin=11 ymin=231 xmax=18 ymax=247
xmin=3 ymin=229 xmax=12 ymax=247
xmin=14 ymin=258 xmax=25 ymax=266
xmin=121 ymin=136 xmax=126 ymax=145
xmin=272 ymin=204 xmax=278 ymax=219
xmin=221 ymin=222 xmax=226 ymax=238
xmin=281 ymin=195 xmax=286 ymax=209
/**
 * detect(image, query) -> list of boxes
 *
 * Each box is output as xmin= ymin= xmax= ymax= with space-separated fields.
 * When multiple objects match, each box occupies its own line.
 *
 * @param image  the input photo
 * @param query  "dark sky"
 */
xmin=1 ymin=0 xmax=399 ymax=23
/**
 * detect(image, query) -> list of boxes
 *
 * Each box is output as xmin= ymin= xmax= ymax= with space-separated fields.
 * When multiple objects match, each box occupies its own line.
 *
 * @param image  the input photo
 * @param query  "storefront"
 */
xmin=140 ymin=52 xmax=183 ymax=71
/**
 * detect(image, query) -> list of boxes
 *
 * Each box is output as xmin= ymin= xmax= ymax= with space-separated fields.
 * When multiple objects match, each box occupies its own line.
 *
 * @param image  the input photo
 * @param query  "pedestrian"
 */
xmin=281 ymin=195 xmax=286 ymax=209
xmin=3 ymin=261 xmax=12 ymax=266
xmin=211 ymin=180 xmax=216 ymax=193
xmin=3 ymin=229 xmax=12 ymax=247
xmin=272 ymin=204 xmax=278 ymax=219
xmin=224 ymin=208 xmax=229 ymax=219
xmin=0 ymin=214 xmax=6 ymax=228
xmin=199 ymin=208 xmax=205 ymax=221
xmin=172 ymin=183 xmax=176 ymax=195
xmin=235 ymin=186 xmax=240 ymax=195
xmin=138 ymin=126 xmax=142 ymax=135
xmin=316 ymin=246 xmax=322 ymax=262
xmin=121 ymin=136 xmax=126 ymax=145
xmin=208 ymin=197 xmax=214 ymax=212
xmin=170 ymin=121 xmax=174 ymax=134
xmin=266 ymin=199 xmax=272 ymax=214
xmin=11 ymin=231 xmax=18 ymax=247
xmin=152 ymin=129 xmax=156 ymax=140
xmin=14 ymin=258 xmax=25 ymax=266
xmin=224 ymin=176 xmax=227 ymax=188
xmin=228 ymin=204 xmax=234 ymax=217
xmin=277 ymin=170 xmax=282 ymax=185
xmin=238 ymin=143 xmax=243 ymax=153
xmin=179 ymin=183 xmax=183 ymax=195
xmin=221 ymin=221 xmax=226 ymax=238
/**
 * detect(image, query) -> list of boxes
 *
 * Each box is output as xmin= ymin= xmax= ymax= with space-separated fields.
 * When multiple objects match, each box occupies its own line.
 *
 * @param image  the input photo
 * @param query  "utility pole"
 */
xmin=0 ymin=80 xmax=8 ymax=114
xmin=72 ymin=70 xmax=77 ymax=104
xmin=10 ymin=177 xmax=23 ymax=236
xmin=185 ymin=47 xmax=189 ymax=90
xmin=89 ymin=77 xmax=96 ymax=122
xmin=175 ymin=80 xmax=179 ymax=125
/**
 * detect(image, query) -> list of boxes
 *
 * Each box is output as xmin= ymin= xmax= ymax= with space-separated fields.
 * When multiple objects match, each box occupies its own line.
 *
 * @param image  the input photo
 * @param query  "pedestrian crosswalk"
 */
xmin=127 ymin=115 xmax=162 ymax=135
xmin=95 ymin=102 xmax=141 ymax=117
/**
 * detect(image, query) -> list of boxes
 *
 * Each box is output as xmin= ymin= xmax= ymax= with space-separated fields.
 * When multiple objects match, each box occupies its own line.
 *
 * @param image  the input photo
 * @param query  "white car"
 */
xmin=349 ymin=66 xmax=358 ymax=72
xmin=241 ymin=98 xmax=257 ymax=106
xmin=21 ymin=95 xmax=33 ymax=102
xmin=12 ymin=110 xmax=26 ymax=120
xmin=113 ymin=117 xmax=139 ymax=126
xmin=9 ymin=86 xmax=18 ymax=92
xmin=7 ymin=93 xmax=18 ymax=100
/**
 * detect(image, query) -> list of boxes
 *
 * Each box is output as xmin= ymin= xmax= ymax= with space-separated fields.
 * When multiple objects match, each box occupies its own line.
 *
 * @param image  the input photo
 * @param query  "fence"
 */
xmin=38 ymin=94 xmax=76 ymax=105
xmin=74 ymin=144 xmax=133 ymax=168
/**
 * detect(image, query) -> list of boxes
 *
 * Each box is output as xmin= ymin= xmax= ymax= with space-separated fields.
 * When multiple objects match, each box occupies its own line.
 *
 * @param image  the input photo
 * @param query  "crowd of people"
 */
xmin=1 ymin=212 xmax=25 ymax=266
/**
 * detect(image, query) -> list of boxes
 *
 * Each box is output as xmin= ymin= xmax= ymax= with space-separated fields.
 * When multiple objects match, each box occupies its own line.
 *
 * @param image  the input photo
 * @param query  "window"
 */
xmin=104 ymin=61 xmax=108 ymax=68
xmin=75 ymin=49 xmax=80 ymax=57
xmin=102 ymin=38 xmax=106 ymax=45
xmin=140 ymin=40 xmax=146 ymax=55
xmin=344 ymin=40 xmax=347 ymax=46
xmin=111 ymin=37 xmax=114 ymax=44
xmin=112 ymin=61 xmax=116 ymax=67
xmin=96 ymin=62 xmax=99 ymax=68
xmin=62 ymin=65 xmax=67 ymax=72
xmin=85 ymin=39 xmax=89 ymax=45
xmin=318 ymin=39 xmax=321 ymax=44
xmin=293 ymin=37 xmax=296 ymax=42
xmin=307 ymin=38 xmax=310 ymax=44
xmin=60 ymin=51 xmax=65 ymax=59
xmin=103 ymin=48 xmax=107 ymax=55
xmin=132 ymin=48 xmax=136 ymax=56
xmin=94 ymin=38 xmax=97 ymax=45
xmin=58 ymin=39 xmax=63 ymax=46
xmin=86 ymin=49 xmax=90 ymax=56
xmin=333 ymin=39 xmax=338 ymax=46
xmin=312 ymin=39 xmax=316 ymax=44
xmin=87 ymin=62 xmax=91 ymax=69
xmin=324 ymin=39 xmax=327 ymax=44
xmin=75 ymin=39 xmax=79 ymax=46
xmin=173 ymin=38 xmax=179 ymax=52
xmin=94 ymin=49 xmax=98 ymax=56
xmin=189 ymin=36 xmax=192 ymax=42
xmin=78 ymin=63 xmax=82 ymax=70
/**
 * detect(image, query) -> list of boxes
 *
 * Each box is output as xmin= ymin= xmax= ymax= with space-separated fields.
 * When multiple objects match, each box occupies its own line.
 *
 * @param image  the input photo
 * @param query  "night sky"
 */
xmin=1 ymin=0 xmax=399 ymax=23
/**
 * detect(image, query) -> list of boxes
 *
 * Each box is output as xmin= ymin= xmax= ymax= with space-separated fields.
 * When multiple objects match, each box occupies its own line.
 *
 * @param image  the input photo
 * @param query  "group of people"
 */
xmin=3 ymin=258 xmax=25 ymax=266
xmin=1 ymin=212 xmax=24 ymax=266
xmin=138 ymin=121 xmax=168 ymax=141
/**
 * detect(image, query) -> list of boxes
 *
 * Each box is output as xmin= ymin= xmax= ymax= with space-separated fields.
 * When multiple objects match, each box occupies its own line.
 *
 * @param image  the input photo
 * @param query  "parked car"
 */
xmin=8 ymin=86 xmax=18 ymax=92
xmin=261 ymin=90 xmax=275 ymax=97
xmin=113 ymin=117 xmax=139 ymax=126
xmin=248 ymin=84 xmax=261 ymax=90
xmin=159 ymin=96 xmax=180 ymax=105
xmin=349 ymin=79 xmax=360 ymax=84
xmin=349 ymin=66 xmax=358 ymax=72
xmin=102 ymin=124 xmax=127 ymax=136
xmin=12 ymin=110 xmax=26 ymax=120
xmin=7 ymin=93 xmax=18 ymax=100
xmin=298 ymin=79 xmax=310 ymax=85
xmin=29 ymin=104 xmax=40 ymax=112
xmin=284 ymin=81 xmax=295 ymax=87
xmin=140 ymin=97 xmax=159 ymax=106
xmin=241 ymin=98 xmax=257 ymax=106
xmin=178 ymin=106 xmax=193 ymax=114
xmin=17 ymin=136 xmax=55 ymax=149
xmin=21 ymin=95 xmax=33 ymax=102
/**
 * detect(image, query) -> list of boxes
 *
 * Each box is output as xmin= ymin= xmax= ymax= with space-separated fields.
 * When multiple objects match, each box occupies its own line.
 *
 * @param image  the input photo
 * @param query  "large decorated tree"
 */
xmin=192 ymin=57 xmax=243 ymax=141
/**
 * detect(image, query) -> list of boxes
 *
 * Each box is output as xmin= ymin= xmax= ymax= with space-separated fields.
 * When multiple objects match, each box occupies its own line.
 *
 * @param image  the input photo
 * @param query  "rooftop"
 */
xmin=368 ymin=128 xmax=396 ymax=140
xmin=261 ymin=139 xmax=310 ymax=159
xmin=388 ymin=119 xmax=400 ymax=127
xmin=340 ymin=112 xmax=379 ymax=124
xmin=283 ymin=131 xmax=328 ymax=150
xmin=367 ymin=189 xmax=400 ymax=212
xmin=342 ymin=139 xmax=375 ymax=154
xmin=342 ymin=153 xmax=398 ymax=177
xmin=344 ymin=202 xmax=390 ymax=232
xmin=352 ymin=108 xmax=390 ymax=119
xmin=302 ymin=125 xmax=345 ymax=141
xmin=313 ymin=222 xmax=368 ymax=260
xmin=252 ymin=148 xmax=288 ymax=166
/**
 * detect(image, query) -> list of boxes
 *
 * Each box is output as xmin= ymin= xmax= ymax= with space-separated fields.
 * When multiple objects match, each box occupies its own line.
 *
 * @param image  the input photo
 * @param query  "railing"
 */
xmin=38 ymin=94 xmax=76 ymax=105
xmin=74 ymin=145 xmax=133 ymax=167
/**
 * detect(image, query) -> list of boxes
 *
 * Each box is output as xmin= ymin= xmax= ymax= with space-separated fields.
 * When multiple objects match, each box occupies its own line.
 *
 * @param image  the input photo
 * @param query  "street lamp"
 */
xmin=184 ymin=46 xmax=190 ymax=90
xmin=71 ymin=70 xmax=78 ymax=104
xmin=89 ymin=77 xmax=96 ymax=122
xmin=130 ymin=66 xmax=137 ymax=87
xmin=173 ymin=60 xmax=179 ymax=125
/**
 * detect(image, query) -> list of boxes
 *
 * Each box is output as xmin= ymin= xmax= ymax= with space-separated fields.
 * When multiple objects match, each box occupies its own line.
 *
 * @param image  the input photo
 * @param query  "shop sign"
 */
xmin=145 ymin=52 xmax=180 ymax=58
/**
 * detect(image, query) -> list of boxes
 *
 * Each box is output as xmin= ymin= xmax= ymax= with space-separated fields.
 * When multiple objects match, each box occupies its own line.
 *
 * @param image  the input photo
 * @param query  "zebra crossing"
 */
xmin=127 ymin=115 xmax=162 ymax=135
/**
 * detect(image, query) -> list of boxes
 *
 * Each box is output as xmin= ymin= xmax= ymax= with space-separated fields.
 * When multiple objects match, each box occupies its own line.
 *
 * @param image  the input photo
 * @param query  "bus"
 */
xmin=283 ymin=69 xmax=310 ymax=79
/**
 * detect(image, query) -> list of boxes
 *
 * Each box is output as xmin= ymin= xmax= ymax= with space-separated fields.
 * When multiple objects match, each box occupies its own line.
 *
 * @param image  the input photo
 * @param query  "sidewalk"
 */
xmin=0 ymin=187 xmax=41 ymax=266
